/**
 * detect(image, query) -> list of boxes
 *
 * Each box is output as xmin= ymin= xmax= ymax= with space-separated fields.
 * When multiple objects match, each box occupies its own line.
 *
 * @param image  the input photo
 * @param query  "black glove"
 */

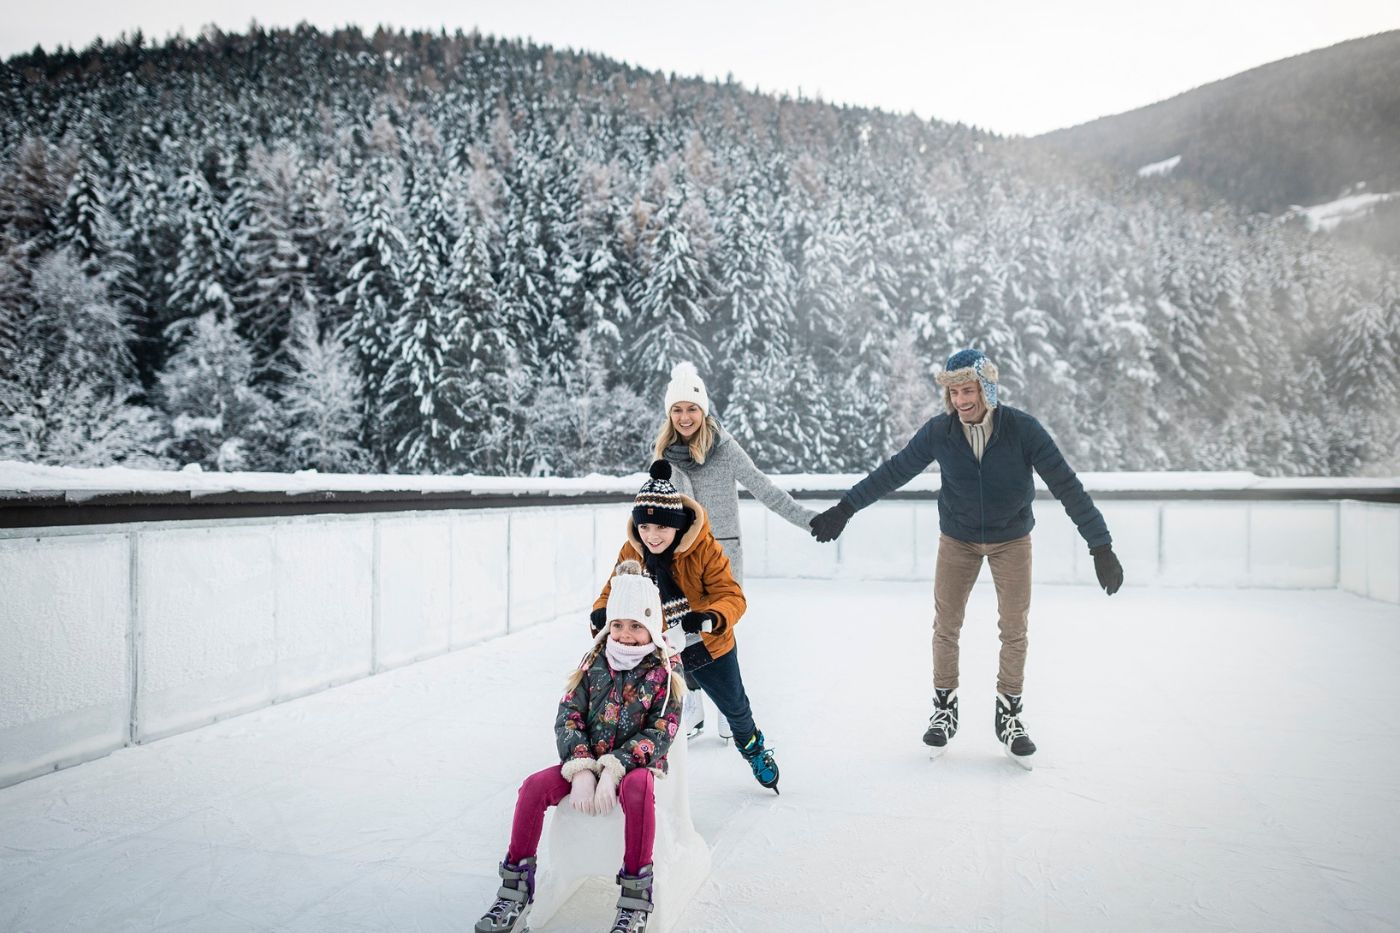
xmin=679 ymin=611 xmax=715 ymax=634
xmin=1091 ymin=545 xmax=1123 ymax=596
xmin=589 ymin=607 xmax=607 ymax=635
xmin=810 ymin=501 xmax=855 ymax=543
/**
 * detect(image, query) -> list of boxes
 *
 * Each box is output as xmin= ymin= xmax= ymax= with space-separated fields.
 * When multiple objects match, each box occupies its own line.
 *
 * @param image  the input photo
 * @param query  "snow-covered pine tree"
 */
xmin=157 ymin=311 xmax=275 ymax=471
xmin=627 ymin=188 xmax=712 ymax=394
xmin=238 ymin=143 xmax=318 ymax=364
xmin=381 ymin=193 xmax=475 ymax=473
xmin=275 ymin=305 xmax=368 ymax=472
xmin=712 ymin=182 xmax=794 ymax=404
xmin=0 ymin=249 xmax=164 ymax=466
xmin=341 ymin=168 xmax=409 ymax=468
xmin=166 ymin=168 xmax=240 ymax=322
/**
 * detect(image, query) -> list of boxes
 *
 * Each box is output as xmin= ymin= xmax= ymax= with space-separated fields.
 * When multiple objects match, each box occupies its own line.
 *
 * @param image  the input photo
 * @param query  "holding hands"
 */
xmin=569 ymin=770 xmax=598 ymax=814
xmin=809 ymin=501 xmax=854 ymax=543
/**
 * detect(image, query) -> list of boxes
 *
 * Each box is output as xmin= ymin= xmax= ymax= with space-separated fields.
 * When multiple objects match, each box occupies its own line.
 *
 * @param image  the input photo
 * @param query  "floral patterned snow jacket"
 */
xmin=555 ymin=646 xmax=683 ymax=784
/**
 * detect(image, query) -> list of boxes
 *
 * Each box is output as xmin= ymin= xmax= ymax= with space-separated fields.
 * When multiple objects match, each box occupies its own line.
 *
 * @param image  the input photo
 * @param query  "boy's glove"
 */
xmin=810 ymin=501 xmax=854 ymax=542
xmin=1091 ymin=545 xmax=1124 ymax=595
xmin=680 ymin=611 xmax=716 ymax=634
xmin=589 ymin=607 xmax=607 ymax=635
xmin=593 ymin=768 xmax=619 ymax=816
xmin=569 ymin=770 xmax=597 ymax=814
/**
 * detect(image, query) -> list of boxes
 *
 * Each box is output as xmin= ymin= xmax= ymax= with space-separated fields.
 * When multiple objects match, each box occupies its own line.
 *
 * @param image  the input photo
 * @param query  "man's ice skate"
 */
xmin=995 ymin=693 xmax=1037 ymax=770
xmin=683 ymin=690 xmax=705 ymax=739
xmin=717 ymin=712 xmax=732 ymax=745
xmin=474 ymin=856 xmax=535 ymax=933
xmin=609 ymin=864 xmax=654 ymax=932
xmin=922 ymin=687 xmax=959 ymax=758
xmin=739 ymin=728 xmax=780 ymax=794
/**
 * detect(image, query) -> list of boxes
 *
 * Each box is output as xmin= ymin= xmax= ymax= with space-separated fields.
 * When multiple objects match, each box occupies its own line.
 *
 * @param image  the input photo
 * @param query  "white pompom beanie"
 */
xmin=602 ymin=560 xmax=680 ymax=658
xmin=663 ymin=361 xmax=710 ymax=416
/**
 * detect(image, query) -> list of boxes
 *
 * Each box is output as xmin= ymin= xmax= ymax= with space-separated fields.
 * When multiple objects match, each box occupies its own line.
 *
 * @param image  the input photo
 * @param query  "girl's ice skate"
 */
xmin=475 ymin=856 xmax=535 ymax=933
xmin=609 ymin=864 xmax=655 ymax=932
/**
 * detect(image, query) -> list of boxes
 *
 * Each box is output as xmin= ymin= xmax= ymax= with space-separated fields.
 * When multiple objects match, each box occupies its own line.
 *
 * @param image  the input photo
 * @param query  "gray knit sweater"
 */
xmin=662 ymin=428 xmax=818 ymax=541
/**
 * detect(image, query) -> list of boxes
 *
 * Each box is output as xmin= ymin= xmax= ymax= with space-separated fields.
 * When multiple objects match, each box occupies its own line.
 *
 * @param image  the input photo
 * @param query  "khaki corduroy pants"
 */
xmin=932 ymin=533 xmax=1032 ymax=695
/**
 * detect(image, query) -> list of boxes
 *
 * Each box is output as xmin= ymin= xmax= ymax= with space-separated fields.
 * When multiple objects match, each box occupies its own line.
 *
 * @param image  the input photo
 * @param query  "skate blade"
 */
xmin=927 ymin=745 xmax=947 ymax=760
xmin=1003 ymin=745 xmax=1034 ymax=771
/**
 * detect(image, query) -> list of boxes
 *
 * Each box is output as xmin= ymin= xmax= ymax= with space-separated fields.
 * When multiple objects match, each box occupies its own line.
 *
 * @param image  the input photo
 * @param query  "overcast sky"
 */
xmin=6 ymin=1 xmax=1400 ymax=136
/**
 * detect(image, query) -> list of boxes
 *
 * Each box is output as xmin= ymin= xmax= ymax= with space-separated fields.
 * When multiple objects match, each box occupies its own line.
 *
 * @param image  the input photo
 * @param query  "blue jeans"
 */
xmin=689 ymin=645 xmax=756 ymax=746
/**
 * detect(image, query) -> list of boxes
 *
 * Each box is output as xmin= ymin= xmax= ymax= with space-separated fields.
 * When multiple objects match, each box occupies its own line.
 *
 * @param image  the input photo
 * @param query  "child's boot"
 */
xmin=474 ymin=856 xmax=535 ymax=933
xmin=995 ymin=693 xmax=1037 ymax=770
xmin=609 ymin=864 xmax=655 ymax=932
xmin=738 ymin=728 xmax=780 ymax=794
xmin=922 ymin=687 xmax=959 ymax=755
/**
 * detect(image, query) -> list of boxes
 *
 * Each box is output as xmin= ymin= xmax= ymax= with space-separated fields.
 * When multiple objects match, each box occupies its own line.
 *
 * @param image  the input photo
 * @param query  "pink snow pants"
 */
xmin=506 ymin=764 xmax=656 ymax=874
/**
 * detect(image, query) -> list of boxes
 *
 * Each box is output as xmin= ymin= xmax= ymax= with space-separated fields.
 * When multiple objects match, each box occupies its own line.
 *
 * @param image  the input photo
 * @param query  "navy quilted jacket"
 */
xmin=842 ymin=405 xmax=1111 ymax=549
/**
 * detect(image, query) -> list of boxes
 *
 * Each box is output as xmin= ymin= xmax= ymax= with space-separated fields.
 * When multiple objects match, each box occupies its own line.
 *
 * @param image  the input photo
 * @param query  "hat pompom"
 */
xmin=649 ymin=459 xmax=672 ymax=481
xmin=670 ymin=360 xmax=701 ymax=382
xmin=615 ymin=559 xmax=644 ymax=576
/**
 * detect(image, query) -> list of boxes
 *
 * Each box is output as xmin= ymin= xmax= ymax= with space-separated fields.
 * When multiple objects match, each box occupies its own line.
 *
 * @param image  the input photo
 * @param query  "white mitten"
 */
xmin=593 ymin=767 xmax=619 ymax=816
xmin=569 ymin=770 xmax=598 ymax=815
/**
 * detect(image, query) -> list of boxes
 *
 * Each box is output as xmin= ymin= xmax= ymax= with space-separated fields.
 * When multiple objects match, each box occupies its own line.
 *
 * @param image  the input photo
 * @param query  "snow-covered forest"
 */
xmin=1 ymin=25 xmax=1398 ymax=477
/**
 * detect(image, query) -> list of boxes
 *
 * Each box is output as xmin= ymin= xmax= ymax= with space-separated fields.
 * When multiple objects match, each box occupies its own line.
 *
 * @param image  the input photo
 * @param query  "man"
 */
xmin=809 ymin=348 xmax=1123 ymax=768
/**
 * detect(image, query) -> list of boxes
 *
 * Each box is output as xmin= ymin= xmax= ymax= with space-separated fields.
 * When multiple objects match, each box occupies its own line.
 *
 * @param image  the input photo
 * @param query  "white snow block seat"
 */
xmin=530 ymin=734 xmax=710 ymax=932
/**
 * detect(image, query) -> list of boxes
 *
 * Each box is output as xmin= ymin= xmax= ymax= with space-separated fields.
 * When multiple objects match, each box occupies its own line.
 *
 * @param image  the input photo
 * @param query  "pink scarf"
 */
xmin=605 ymin=638 xmax=656 ymax=671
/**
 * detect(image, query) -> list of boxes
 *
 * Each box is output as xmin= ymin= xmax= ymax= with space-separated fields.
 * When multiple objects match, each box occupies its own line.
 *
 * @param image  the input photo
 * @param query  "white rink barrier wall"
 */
xmin=2 ymin=497 xmax=1397 ymax=788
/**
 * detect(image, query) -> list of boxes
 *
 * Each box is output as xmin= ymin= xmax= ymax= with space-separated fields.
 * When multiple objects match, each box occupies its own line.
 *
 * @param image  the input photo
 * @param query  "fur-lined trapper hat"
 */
xmin=935 ymin=348 xmax=999 ymax=412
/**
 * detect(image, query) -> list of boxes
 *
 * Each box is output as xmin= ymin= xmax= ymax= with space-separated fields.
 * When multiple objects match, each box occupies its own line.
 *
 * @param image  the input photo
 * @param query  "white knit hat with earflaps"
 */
xmin=601 ymin=559 xmax=682 ymax=658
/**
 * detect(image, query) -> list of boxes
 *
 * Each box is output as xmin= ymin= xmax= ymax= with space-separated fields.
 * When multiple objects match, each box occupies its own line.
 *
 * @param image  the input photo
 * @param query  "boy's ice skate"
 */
xmin=922 ymin=687 xmax=959 ymax=758
xmin=609 ymin=864 xmax=655 ymax=932
xmin=683 ymin=690 xmax=705 ymax=739
xmin=995 ymin=693 xmax=1037 ymax=770
xmin=739 ymin=728 xmax=780 ymax=794
xmin=475 ymin=856 xmax=535 ymax=933
xmin=717 ymin=712 xmax=732 ymax=745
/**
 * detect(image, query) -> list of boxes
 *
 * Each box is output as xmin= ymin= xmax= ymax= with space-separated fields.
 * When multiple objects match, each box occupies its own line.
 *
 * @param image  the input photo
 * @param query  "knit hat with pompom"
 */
xmin=663 ymin=361 xmax=710 ymax=416
xmin=632 ymin=460 xmax=690 ymax=530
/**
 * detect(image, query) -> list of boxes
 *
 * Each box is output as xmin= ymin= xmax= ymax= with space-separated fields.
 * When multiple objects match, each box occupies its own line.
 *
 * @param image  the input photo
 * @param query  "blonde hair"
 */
xmin=653 ymin=412 xmax=721 ymax=465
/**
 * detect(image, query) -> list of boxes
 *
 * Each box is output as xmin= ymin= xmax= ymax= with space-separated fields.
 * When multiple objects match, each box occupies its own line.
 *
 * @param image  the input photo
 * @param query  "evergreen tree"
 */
xmin=275 ymin=306 xmax=368 ymax=472
xmin=628 ymin=190 xmax=711 ymax=391
xmin=156 ymin=311 xmax=275 ymax=471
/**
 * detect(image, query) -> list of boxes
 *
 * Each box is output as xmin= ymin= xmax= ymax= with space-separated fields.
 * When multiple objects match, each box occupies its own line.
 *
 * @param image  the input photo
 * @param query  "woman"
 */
xmin=654 ymin=361 xmax=818 ymax=739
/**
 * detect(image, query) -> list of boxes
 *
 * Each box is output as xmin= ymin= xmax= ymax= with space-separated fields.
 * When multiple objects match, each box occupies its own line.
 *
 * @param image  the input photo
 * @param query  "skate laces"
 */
xmin=929 ymin=706 xmax=955 ymax=730
xmin=1000 ymin=708 xmax=1027 ymax=741
xmin=485 ymin=897 xmax=518 ymax=920
xmin=611 ymin=907 xmax=643 ymax=932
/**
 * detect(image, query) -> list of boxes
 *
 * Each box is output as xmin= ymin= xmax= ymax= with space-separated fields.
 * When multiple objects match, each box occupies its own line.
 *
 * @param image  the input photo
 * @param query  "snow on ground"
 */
xmin=1 ymin=579 xmax=1397 ymax=932
xmin=1137 ymin=155 xmax=1182 ymax=178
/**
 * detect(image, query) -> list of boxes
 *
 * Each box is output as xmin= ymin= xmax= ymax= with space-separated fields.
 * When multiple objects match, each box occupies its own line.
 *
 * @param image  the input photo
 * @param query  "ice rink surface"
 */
xmin=2 ymin=578 xmax=1398 ymax=933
